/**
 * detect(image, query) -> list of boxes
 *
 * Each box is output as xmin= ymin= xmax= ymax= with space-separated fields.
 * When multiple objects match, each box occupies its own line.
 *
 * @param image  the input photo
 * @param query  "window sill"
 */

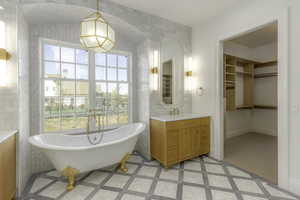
xmin=42 ymin=123 xmax=129 ymax=135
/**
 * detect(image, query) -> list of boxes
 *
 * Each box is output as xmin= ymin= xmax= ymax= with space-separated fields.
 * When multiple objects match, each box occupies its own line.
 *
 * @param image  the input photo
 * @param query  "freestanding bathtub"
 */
xmin=29 ymin=123 xmax=145 ymax=189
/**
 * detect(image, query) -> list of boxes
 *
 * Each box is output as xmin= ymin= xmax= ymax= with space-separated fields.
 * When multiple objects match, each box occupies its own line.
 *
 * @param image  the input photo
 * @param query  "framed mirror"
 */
xmin=160 ymin=38 xmax=184 ymax=105
xmin=162 ymin=60 xmax=173 ymax=104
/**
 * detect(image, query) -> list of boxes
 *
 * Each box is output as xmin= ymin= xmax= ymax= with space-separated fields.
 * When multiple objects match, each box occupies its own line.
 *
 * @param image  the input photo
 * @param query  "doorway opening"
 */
xmin=222 ymin=22 xmax=278 ymax=184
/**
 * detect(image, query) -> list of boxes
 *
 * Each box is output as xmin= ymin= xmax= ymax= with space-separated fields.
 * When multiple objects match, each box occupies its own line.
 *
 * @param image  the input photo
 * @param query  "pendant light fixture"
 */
xmin=80 ymin=0 xmax=115 ymax=52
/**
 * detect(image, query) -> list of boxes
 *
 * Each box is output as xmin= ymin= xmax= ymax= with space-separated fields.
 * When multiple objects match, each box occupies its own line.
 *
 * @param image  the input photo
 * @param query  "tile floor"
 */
xmin=22 ymin=153 xmax=299 ymax=200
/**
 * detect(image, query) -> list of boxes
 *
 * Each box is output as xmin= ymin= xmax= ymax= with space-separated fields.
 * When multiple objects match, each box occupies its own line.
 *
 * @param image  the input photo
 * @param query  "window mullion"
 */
xmin=89 ymin=50 xmax=96 ymax=116
xmin=59 ymin=49 xmax=63 ymax=131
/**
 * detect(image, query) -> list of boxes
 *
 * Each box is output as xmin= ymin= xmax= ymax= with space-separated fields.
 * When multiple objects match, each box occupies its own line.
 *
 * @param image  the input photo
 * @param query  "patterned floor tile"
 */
xmin=262 ymin=182 xmax=297 ymax=199
xmin=159 ymin=168 xmax=179 ymax=181
xmin=154 ymin=180 xmax=177 ymax=199
xmin=121 ymin=194 xmax=146 ymax=200
xmin=184 ymin=160 xmax=202 ymax=171
xmin=128 ymin=177 xmax=153 ymax=193
xmin=83 ymin=171 xmax=110 ymax=185
xmin=234 ymin=178 xmax=263 ymax=194
xmin=183 ymin=171 xmax=204 ymax=184
xmin=203 ymin=156 xmax=220 ymax=164
xmin=38 ymin=181 xmax=67 ymax=198
xmin=90 ymin=189 xmax=119 ymax=200
xmin=118 ymin=163 xmax=139 ymax=174
xmin=61 ymin=185 xmax=94 ymax=200
xmin=22 ymin=154 xmax=300 ymax=200
xmin=104 ymin=174 xmax=130 ymax=188
xmin=30 ymin=178 xmax=53 ymax=193
xmin=226 ymin=166 xmax=251 ymax=178
xmin=46 ymin=170 xmax=61 ymax=178
xmin=137 ymin=166 xmax=158 ymax=177
xmin=144 ymin=160 xmax=160 ymax=166
xmin=128 ymin=155 xmax=144 ymax=163
xmin=207 ymin=174 xmax=232 ymax=189
xmin=211 ymin=190 xmax=237 ymax=200
xmin=205 ymin=163 xmax=226 ymax=174
xmin=182 ymin=185 xmax=206 ymax=200
xmin=243 ymin=194 xmax=267 ymax=200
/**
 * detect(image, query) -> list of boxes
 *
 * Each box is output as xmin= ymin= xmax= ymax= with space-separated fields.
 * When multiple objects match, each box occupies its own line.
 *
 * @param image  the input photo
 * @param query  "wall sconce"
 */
xmin=0 ymin=21 xmax=8 ymax=87
xmin=185 ymin=57 xmax=193 ymax=92
xmin=150 ymin=50 xmax=159 ymax=91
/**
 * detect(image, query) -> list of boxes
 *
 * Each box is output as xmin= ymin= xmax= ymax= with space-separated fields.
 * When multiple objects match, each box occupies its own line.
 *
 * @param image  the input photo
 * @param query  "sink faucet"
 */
xmin=170 ymin=106 xmax=180 ymax=115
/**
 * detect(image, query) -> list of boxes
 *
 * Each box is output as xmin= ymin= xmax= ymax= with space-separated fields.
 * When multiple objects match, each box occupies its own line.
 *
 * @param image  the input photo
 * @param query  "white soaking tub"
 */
xmin=28 ymin=123 xmax=145 ymax=174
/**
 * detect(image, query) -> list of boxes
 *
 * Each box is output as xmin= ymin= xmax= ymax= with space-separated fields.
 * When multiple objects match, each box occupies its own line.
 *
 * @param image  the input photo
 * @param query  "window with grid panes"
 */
xmin=42 ymin=41 xmax=131 ymax=133
xmin=43 ymin=44 xmax=89 ymax=132
xmin=95 ymin=53 xmax=129 ymax=127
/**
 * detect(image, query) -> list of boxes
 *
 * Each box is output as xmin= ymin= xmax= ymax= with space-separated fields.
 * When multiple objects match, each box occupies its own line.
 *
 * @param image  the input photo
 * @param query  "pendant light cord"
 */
xmin=97 ymin=0 xmax=100 ymax=13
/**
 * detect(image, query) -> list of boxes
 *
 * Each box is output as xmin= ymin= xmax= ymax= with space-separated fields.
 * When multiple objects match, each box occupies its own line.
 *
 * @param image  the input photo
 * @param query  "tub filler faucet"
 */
xmin=86 ymin=109 xmax=104 ymax=145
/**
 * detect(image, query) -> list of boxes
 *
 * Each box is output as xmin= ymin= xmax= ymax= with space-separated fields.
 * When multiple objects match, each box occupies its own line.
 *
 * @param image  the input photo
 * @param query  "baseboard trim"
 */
xmin=225 ymin=128 xmax=252 ymax=139
xmin=252 ymin=128 xmax=277 ymax=136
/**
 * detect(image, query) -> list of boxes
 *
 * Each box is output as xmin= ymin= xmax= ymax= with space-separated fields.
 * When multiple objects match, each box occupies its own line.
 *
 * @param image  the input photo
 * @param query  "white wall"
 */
xmin=17 ymin=7 xmax=31 ymax=196
xmin=192 ymin=0 xmax=300 ymax=194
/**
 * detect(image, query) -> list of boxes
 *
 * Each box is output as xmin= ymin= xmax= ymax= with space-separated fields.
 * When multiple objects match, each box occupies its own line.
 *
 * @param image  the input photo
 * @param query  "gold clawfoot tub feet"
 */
xmin=62 ymin=167 xmax=80 ymax=191
xmin=119 ymin=153 xmax=130 ymax=173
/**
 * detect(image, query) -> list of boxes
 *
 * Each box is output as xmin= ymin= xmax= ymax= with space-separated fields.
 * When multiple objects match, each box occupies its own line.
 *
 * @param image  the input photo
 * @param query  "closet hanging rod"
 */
xmin=254 ymin=72 xmax=278 ymax=78
xmin=255 ymin=61 xmax=277 ymax=68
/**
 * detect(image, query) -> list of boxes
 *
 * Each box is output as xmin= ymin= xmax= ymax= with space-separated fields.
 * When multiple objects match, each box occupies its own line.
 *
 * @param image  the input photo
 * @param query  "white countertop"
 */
xmin=0 ymin=130 xmax=18 ymax=143
xmin=151 ymin=113 xmax=210 ymax=122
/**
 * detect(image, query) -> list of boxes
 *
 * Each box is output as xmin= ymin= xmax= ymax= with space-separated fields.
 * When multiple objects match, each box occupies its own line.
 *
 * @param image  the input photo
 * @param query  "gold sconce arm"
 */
xmin=0 ymin=48 xmax=10 ymax=60
xmin=185 ymin=71 xmax=193 ymax=77
xmin=150 ymin=67 xmax=158 ymax=74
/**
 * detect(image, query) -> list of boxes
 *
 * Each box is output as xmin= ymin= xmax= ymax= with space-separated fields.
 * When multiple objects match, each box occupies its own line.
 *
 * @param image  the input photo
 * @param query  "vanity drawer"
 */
xmin=199 ymin=117 xmax=210 ymax=125
xmin=183 ymin=119 xmax=201 ymax=127
xmin=166 ymin=121 xmax=183 ymax=130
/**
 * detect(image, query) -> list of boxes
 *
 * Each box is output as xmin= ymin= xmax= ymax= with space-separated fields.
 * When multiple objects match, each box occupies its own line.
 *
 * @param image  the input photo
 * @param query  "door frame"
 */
xmin=215 ymin=8 xmax=289 ymax=189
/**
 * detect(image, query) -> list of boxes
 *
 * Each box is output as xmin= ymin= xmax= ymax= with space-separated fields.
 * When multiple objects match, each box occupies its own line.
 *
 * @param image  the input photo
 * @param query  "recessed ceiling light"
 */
xmin=0 ymin=6 xmax=4 ymax=10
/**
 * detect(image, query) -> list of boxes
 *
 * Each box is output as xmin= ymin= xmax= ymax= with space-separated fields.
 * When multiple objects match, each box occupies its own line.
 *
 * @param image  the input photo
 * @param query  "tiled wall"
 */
xmin=0 ymin=4 xmax=18 ymax=131
xmin=0 ymin=2 xmax=31 ymax=196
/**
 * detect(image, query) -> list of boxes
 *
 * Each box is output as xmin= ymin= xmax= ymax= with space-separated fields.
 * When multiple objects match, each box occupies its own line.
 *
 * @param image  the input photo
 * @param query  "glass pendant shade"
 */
xmin=80 ymin=12 xmax=115 ymax=53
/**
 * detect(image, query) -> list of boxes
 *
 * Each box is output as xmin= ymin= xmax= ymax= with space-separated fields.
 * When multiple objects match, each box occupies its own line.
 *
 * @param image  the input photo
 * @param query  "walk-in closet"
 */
xmin=223 ymin=23 xmax=278 ymax=183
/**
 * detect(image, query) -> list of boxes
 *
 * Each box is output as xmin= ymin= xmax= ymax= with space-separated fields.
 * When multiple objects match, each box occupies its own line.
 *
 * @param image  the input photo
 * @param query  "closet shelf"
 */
xmin=255 ymin=61 xmax=278 ymax=68
xmin=226 ymin=64 xmax=236 ymax=68
xmin=254 ymin=105 xmax=277 ymax=110
xmin=254 ymin=72 xmax=278 ymax=78
xmin=226 ymin=72 xmax=235 ymax=75
xmin=236 ymin=71 xmax=252 ymax=75
xmin=236 ymin=105 xmax=253 ymax=110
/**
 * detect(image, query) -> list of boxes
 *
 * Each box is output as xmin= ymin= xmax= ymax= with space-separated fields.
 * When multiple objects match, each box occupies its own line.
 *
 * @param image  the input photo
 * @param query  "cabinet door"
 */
xmin=0 ymin=143 xmax=4 ymax=200
xmin=0 ymin=136 xmax=16 ymax=200
xmin=200 ymin=126 xmax=210 ymax=155
xmin=166 ymin=129 xmax=179 ymax=165
xmin=191 ymin=127 xmax=202 ymax=156
xmin=179 ymin=128 xmax=193 ymax=160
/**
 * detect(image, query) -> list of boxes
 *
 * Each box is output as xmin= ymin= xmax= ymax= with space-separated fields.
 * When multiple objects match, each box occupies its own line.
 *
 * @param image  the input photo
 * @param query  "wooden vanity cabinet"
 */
xmin=0 ymin=135 xmax=16 ymax=200
xmin=150 ymin=117 xmax=210 ymax=168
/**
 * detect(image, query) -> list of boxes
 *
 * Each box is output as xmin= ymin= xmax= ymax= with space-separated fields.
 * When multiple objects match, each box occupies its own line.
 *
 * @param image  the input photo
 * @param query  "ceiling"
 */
xmin=229 ymin=23 xmax=278 ymax=48
xmin=22 ymin=3 xmax=146 ymax=43
xmin=109 ymin=0 xmax=240 ymax=26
